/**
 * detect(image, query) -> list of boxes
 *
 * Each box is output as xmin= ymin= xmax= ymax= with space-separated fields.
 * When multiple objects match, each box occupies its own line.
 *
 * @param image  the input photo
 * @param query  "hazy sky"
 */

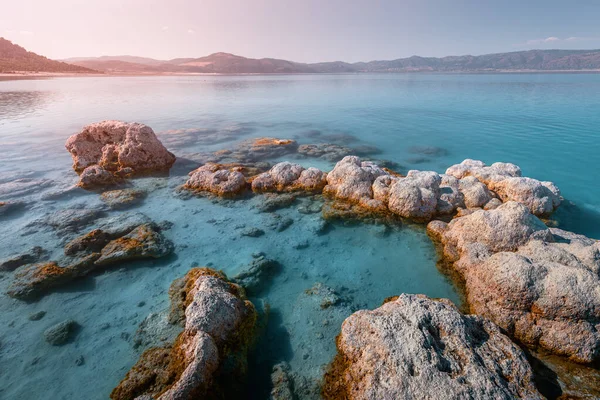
xmin=2 ymin=0 xmax=600 ymax=62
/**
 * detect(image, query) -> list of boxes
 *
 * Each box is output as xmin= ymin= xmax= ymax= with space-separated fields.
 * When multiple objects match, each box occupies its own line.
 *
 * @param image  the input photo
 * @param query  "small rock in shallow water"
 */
xmin=44 ymin=320 xmax=78 ymax=346
xmin=232 ymin=257 xmax=281 ymax=294
xmin=75 ymin=355 xmax=85 ymax=366
xmin=100 ymin=188 xmax=146 ymax=210
xmin=28 ymin=311 xmax=46 ymax=321
xmin=0 ymin=246 xmax=48 ymax=271
xmin=240 ymin=227 xmax=265 ymax=237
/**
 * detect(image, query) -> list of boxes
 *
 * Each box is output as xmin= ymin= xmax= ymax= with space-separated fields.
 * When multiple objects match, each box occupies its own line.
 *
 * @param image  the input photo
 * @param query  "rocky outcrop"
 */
xmin=7 ymin=222 xmax=173 ymax=300
xmin=0 ymin=246 xmax=48 ymax=271
xmin=323 ymin=294 xmax=542 ymax=400
xmin=323 ymin=156 xmax=388 ymax=207
xmin=428 ymin=202 xmax=600 ymax=363
xmin=111 ymin=268 xmax=257 ymax=400
xmin=251 ymin=162 xmax=327 ymax=194
xmin=184 ymin=163 xmax=248 ymax=197
xmin=445 ymin=159 xmax=561 ymax=216
xmin=65 ymin=121 xmax=176 ymax=188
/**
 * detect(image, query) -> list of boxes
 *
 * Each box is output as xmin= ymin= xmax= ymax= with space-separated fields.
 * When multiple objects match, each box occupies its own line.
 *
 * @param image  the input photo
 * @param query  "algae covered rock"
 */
xmin=111 ymin=268 xmax=257 ymax=400
xmin=323 ymin=294 xmax=543 ymax=400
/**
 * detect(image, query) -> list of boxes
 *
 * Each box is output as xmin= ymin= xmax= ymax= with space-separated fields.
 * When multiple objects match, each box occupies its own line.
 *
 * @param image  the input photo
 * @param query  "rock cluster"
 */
xmin=184 ymin=163 xmax=249 ymax=197
xmin=251 ymin=162 xmax=327 ymax=194
xmin=323 ymin=294 xmax=543 ymax=400
xmin=111 ymin=268 xmax=257 ymax=400
xmin=7 ymin=222 xmax=173 ymax=300
xmin=428 ymin=201 xmax=600 ymax=363
xmin=65 ymin=121 xmax=176 ymax=189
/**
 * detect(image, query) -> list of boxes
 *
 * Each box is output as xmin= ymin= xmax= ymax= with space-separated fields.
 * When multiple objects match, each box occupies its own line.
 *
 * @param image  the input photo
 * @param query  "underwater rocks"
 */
xmin=111 ymin=268 xmax=257 ymax=400
xmin=446 ymin=159 xmax=561 ymax=216
xmin=255 ymin=193 xmax=297 ymax=212
xmin=428 ymin=201 xmax=600 ymax=363
xmin=100 ymin=188 xmax=146 ymax=210
xmin=297 ymin=143 xmax=354 ymax=161
xmin=44 ymin=319 xmax=79 ymax=346
xmin=323 ymin=294 xmax=542 ymax=400
xmin=232 ymin=256 xmax=280 ymax=295
xmin=0 ymin=200 xmax=27 ymax=217
xmin=251 ymin=162 xmax=327 ymax=194
xmin=199 ymin=137 xmax=299 ymax=164
xmin=65 ymin=121 xmax=176 ymax=188
xmin=184 ymin=163 xmax=248 ymax=197
xmin=0 ymin=246 xmax=48 ymax=271
xmin=7 ymin=222 xmax=173 ymax=300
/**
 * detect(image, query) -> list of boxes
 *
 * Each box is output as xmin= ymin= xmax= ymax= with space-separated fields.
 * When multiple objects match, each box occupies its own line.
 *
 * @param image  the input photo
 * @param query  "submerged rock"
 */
xmin=232 ymin=257 xmax=280 ymax=295
xmin=255 ymin=193 xmax=297 ymax=212
xmin=111 ymin=268 xmax=257 ymax=400
xmin=0 ymin=200 xmax=27 ymax=218
xmin=66 ymin=120 xmax=176 ymax=175
xmin=44 ymin=319 xmax=79 ymax=346
xmin=7 ymin=222 xmax=173 ymax=300
xmin=429 ymin=201 xmax=600 ymax=363
xmin=78 ymin=165 xmax=120 ymax=189
xmin=0 ymin=246 xmax=48 ymax=271
xmin=323 ymin=294 xmax=542 ymax=399
xmin=100 ymin=188 xmax=146 ymax=209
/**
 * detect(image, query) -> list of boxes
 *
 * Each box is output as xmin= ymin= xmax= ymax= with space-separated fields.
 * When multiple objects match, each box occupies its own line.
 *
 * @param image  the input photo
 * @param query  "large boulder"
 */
xmin=111 ymin=268 xmax=257 ymax=400
xmin=65 ymin=121 xmax=176 ymax=175
xmin=488 ymin=177 xmax=561 ymax=216
xmin=429 ymin=202 xmax=600 ymax=363
xmin=323 ymin=156 xmax=388 ymax=206
xmin=387 ymin=170 xmax=442 ymax=221
xmin=323 ymin=294 xmax=542 ymax=400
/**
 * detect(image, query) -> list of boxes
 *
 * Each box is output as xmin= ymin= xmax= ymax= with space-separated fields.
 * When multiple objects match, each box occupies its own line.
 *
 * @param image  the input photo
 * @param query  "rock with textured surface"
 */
xmin=251 ymin=162 xmax=327 ymax=194
xmin=232 ymin=257 xmax=280 ymax=294
xmin=184 ymin=163 xmax=248 ymax=197
xmin=100 ymin=188 xmax=146 ymax=209
xmin=43 ymin=319 xmax=79 ymax=346
xmin=429 ymin=202 xmax=600 ymax=363
xmin=0 ymin=246 xmax=48 ymax=271
xmin=77 ymin=165 xmax=119 ymax=189
xmin=65 ymin=121 xmax=175 ymax=175
xmin=436 ymin=174 xmax=465 ymax=215
xmin=111 ymin=268 xmax=257 ymax=400
xmin=323 ymin=294 xmax=543 ymax=400
xmin=458 ymin=175 xmax=494 ymax=208
xmin=388 ymin=170 xmax=442 ymax=221
xmin=488 ymin=176 xmax=561 ymax=216
xmin=324 ymin=156 xmax=388 ymax=205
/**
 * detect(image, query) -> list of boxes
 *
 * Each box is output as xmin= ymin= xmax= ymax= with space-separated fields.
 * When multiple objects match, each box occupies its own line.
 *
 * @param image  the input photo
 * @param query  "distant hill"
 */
xmin=0 ymin=37 xmax=96 ymax=73
xmin=64 ymin=49 xmax=600 ymax=74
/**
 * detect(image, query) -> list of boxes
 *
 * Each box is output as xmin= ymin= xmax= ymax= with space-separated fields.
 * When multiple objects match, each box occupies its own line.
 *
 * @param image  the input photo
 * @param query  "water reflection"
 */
xmin=0 ymin=90 xmax=52 ymax=120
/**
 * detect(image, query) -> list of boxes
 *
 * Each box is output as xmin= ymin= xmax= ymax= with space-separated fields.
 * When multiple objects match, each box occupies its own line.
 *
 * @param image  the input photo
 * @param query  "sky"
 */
xmin=2 ymin=0 xmax=600 ymax=62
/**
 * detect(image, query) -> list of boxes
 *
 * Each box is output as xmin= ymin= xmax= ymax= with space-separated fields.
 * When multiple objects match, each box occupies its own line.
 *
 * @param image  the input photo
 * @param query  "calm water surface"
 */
xmin=0 ymin=74 xmax=599 ymax=399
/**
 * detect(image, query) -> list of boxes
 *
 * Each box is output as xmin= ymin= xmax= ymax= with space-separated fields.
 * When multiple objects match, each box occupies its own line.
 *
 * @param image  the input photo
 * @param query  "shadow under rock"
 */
xmin=245 ymin=308 xmax=294 ymax=400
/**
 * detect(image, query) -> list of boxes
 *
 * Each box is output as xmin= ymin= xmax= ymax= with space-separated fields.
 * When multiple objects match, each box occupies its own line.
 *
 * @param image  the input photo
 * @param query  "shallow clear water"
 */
xmin=0 ymin=74 xmax=599 ymax=399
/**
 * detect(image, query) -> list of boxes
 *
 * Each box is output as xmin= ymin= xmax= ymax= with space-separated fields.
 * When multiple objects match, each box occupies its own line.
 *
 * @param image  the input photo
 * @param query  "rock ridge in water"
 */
xmin=65 ymin=121 xmax=176 ymax=189
xmin=111 ymin=267 xmax=257 ymax=400
xmin=428 ymin=201 xmax=600 ymax=364
xmin=323 ymin=294 xmax=543 ymax=400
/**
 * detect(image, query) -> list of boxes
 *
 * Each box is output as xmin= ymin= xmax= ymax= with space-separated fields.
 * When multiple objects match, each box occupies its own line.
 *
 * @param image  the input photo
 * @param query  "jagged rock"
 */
xmin=100 ymin=188 xmax=146 ymax=209
xmin=95 ymin=224 xmax=174 ymax=266
xmin=251 ymin=162 xmax=327 ymax=194
xmin=0 ymin=246 xmax=48 ymax=271
xmin=232 ymin=257 xmax=280 ymax=294
xmin=429 ymin=202 xmax=600 ymax=363
xmin=65 ymin=121 xmax=176 ymax=175
xmin=388 ymin=170 xmax=441 ymax=221
xmin=111 ymin=268 xmax=257 ymax=400
xmin=184 ymin=163 xmax=248 ymax=197
xmin=323 ymin=294 xmax=542 ymax=400
xmin=44 ymin=319 xmax=79 ymax=346
xmin=77 ymin=165 xmax=120 ymax=189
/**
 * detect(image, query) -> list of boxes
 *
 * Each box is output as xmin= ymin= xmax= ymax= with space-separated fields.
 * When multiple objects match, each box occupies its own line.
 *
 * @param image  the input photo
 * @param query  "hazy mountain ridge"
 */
xmin=0 ymin=38 xmax=96 ymax=73
xmin=63 ymin=49 xmax=600 ymax=73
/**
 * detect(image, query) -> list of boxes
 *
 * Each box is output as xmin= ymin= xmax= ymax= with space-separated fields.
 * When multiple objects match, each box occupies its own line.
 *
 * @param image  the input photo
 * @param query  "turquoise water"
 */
xmin=0 ymin=74 xmax=599 ymax=399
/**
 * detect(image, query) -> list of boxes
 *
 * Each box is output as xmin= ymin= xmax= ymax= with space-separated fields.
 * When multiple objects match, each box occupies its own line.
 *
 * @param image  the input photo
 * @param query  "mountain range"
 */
xmin=2 ymin=37 xmax=600 ymax=74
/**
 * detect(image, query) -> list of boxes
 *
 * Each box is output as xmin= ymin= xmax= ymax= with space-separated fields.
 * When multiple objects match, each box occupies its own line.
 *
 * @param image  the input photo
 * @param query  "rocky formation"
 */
xmin=323 ymin=294 xmax=543 ymax=399
xmin=251 ymin=162 xmax=327 ymax=194
xmin=196 ymin=137 xmax=298 ymax=164
xmin=297 ymin=143 xmax=354 ymax=161
xmin=111 ymin=268 xmax=257 ymax=400
xmin=44 ymin=319 xmax=79 ymax=346
xmin=65 ymin=121 xmax=176 ymax=188
xmin=0 ymin=246 xmax=48 ymax=271
xmin=232 ymin=256 xmax=280 ymax=295
xmin=445 ymin=159 xmax=561 ymax=216
xmin=100 ymin=189 xmax=146 ymax=209
xmin=428 ymin=202 xmax=600 ymax=363
xmin=77 ymin=165 xmax=120 ymax=189
xmin=184 ymin=163 xmax=248 ymax=197
xmin=7 ymin=222 xmax=172 ymax=300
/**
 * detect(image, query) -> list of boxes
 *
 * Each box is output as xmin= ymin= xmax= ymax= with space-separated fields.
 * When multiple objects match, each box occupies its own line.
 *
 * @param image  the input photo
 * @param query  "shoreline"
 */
xmin=2 ymin=69 xmax=600 ymax=79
